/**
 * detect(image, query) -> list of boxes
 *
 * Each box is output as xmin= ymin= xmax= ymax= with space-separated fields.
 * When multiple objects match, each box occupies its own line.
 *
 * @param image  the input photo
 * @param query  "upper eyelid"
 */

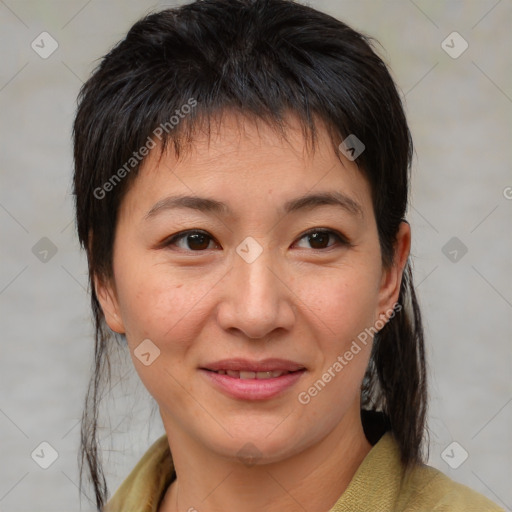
xmin=167 ymin=230 xmax=220 ymax=248
xmin=299 ymin=227 xmax=349 ymax=241
xmin=293 ymin=228 xmax=351 ymax=248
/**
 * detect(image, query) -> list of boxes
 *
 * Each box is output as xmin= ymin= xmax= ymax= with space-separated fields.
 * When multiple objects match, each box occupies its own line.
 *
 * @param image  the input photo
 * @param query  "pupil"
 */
xmin=309 ymin=232 xmax=328 ymax=249
xmin=188 ymin=233 xmax=209 ymax=250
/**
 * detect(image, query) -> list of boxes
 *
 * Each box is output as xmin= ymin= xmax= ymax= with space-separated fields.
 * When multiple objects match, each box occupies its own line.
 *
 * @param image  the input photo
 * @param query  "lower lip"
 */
xmin=200 ymin=369 xmax=306 ymax=401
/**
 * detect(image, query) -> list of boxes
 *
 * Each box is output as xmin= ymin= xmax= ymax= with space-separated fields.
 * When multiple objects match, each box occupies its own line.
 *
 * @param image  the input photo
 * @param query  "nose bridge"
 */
xmin=218 ymin=243 xmax=294 ymax=338
xmin=240 ymin=251 xmax=276 ymax=305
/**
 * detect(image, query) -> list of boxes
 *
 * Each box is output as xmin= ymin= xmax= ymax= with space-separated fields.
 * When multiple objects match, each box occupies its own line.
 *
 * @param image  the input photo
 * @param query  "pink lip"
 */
xmin=202 ymin=358 xmax=305 ymax=372
xmin=200 ymin=368 xmax=306 ymax=401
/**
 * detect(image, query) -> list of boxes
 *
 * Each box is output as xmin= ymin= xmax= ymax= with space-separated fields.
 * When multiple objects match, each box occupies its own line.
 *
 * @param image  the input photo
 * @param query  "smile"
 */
xmin=200 ymin=366 xmax=306 ymax=401
xmin=211 ymin=369 xmax=293 ymax=379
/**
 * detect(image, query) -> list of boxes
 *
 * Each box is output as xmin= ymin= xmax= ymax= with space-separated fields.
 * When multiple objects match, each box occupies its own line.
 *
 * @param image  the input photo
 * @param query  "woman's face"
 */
xmin=96 ymin=113 xmax=409 ymax=463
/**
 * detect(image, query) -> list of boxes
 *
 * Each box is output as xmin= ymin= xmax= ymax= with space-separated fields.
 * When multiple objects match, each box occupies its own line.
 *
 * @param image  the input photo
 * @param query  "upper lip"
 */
xmin=201 ymin=358 xmax=306 ymax=372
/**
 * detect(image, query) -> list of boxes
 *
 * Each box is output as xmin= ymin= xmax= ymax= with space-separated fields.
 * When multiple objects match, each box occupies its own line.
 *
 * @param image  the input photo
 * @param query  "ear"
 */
xmin=376 ymin=221 xmax=411 ymax=317
xmin=94 ymin=273 xmax=126 ymax=334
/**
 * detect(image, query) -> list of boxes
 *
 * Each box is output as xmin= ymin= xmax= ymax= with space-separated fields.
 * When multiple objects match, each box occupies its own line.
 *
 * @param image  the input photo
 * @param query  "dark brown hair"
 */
xmin=73 ymin=0 xmax=428 ymax=508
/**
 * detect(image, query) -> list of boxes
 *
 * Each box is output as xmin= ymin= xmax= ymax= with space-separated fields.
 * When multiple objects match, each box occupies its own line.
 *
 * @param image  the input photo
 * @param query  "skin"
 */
xmin=96 ymin=112 xmax=410 ymax=512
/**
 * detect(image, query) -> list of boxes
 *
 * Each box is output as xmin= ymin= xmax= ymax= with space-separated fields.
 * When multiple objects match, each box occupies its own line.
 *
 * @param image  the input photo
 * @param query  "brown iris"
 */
xmin=186 ymin=233 xmax=211 ymax=250
xmin=307 ymin=231 xmax=331 ymax=249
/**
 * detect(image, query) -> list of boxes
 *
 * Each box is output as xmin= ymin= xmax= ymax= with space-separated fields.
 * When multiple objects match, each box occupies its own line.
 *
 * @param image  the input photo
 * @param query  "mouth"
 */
xmin=199 ymin=358 xmax=306 ymax=400
xmin=201 ymin=358 xmax=306 ymax=376
xmin=204 ymin=369 xmax=300 ymax=379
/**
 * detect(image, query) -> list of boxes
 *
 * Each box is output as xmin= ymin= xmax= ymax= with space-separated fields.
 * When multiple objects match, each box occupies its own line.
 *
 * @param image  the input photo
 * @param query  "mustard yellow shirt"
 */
xmin=105 ymin=431 xmax=504 ymax=512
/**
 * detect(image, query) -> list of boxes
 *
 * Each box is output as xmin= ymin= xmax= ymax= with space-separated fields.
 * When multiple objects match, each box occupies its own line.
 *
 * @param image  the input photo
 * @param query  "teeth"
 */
xmin=216 ymin=370 xmax=290 ymax=379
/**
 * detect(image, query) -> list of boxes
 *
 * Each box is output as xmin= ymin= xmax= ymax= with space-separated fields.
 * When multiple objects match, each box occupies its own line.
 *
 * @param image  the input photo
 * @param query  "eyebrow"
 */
xmin=144 ymin=191 xmax=363 ymax=220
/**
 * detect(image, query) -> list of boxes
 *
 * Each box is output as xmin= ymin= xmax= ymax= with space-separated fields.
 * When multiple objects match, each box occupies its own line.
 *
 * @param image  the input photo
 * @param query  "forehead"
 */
xmin=119 ymin=112 xmax=373 ymax=220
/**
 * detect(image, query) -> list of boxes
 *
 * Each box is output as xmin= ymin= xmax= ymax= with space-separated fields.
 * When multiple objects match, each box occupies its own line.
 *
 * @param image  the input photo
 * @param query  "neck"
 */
xmin=159 ymin=405 xmax=372 ymax=512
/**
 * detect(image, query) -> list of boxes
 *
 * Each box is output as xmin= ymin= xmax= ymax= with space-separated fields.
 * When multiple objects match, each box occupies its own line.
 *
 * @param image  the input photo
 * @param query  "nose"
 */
xmin=216 ymin=245 xmax=296 ymax=340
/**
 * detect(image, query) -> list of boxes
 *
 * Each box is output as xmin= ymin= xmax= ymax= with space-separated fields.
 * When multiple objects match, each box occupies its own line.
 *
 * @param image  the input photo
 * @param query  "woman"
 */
xmin=73 ymin=0 xmax=504 ymax=510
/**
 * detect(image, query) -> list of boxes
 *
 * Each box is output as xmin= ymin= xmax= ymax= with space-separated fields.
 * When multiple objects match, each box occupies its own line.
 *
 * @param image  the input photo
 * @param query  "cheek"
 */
xmin=291 ymin=261 xmax=379 ymax=409
xmin=292 ymin=270 xmax=377 ymax=432
xmin=112 ymin=267 xmax=217 ymax=408
xmin=296 ymin=262 xmax=381 ymax=345
xmin=113 ymin=262 xmax=218 ymax=352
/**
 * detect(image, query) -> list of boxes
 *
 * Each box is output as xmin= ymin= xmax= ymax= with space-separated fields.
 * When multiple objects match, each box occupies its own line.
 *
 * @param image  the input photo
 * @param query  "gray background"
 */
xmin=1 ymin=0 xmax=511 ymax=510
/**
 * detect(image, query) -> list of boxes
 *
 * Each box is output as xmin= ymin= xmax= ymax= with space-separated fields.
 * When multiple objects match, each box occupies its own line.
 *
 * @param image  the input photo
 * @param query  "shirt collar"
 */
xmin=105 ymin=410 xmax=394 ymax=512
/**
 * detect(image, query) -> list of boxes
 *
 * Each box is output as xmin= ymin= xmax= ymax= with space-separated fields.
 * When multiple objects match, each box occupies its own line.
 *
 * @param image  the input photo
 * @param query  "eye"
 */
xmin=294 ymin=229 xmax=349 ymax=250
xmin=164 ymin=230 xmax=219 ymax=251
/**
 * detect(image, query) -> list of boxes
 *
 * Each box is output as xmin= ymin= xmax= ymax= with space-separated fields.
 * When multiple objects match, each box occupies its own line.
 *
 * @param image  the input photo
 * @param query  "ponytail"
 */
xmin=362 ymin=261 xmax=429 ymax=469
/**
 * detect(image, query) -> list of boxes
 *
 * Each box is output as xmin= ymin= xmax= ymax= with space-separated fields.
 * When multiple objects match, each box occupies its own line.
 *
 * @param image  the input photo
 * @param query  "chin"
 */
xmin=200 ymin=422 xmax=310 ymax=464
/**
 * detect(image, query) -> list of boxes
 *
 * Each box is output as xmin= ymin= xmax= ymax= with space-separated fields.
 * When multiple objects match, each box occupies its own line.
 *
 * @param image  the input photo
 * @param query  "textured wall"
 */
xmin=0 ymin=1 xmax=510 ymax=510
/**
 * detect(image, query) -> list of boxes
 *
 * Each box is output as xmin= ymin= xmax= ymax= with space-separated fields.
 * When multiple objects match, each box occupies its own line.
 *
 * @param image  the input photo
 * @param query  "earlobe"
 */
xmin=94 ymin=274 xmax=125 ymax=334
xmin=377 ymin=221 xmax=411 ymax=315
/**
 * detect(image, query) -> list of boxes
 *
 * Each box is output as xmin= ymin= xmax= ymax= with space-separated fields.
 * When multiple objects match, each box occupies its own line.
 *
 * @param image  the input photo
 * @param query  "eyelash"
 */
xmin=162 ymin=228 xmax=351 ymax=252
